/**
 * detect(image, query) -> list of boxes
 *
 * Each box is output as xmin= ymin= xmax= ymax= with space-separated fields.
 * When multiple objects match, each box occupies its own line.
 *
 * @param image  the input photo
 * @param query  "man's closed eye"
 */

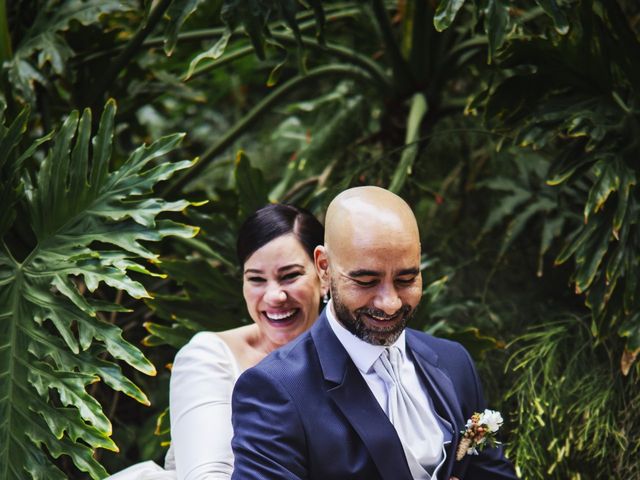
xmin=353 ymin=279 xmax=377 ymax=287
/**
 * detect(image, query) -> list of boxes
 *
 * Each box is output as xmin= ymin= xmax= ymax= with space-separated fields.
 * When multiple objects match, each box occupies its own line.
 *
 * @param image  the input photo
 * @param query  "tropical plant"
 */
xmin=144 ymin=151 xmax=274 ymax=344
xmin=0 ymin=100 xmax=196 ymax=479
xmin=468 ymin=0 xmax=640 ymax=476
xmin=3 ymin=0 xmax=639 ymax=477
xmin=477 ymin=150 xmax=587 ymax=275
xmin=480 ymin=0 xmax=640 ymax=375
xmin=506 ymin=319 xmax=640 ymax=479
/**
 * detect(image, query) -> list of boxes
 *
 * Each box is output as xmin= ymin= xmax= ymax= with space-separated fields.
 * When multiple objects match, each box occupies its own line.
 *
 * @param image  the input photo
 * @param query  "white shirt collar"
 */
xmin=326 ymin=299 xmax=407 ymax=374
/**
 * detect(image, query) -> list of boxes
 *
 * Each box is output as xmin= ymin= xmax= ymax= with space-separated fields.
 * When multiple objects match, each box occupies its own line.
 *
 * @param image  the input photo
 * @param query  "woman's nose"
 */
xmin=264 ymin=283 xmax=287 ymax=303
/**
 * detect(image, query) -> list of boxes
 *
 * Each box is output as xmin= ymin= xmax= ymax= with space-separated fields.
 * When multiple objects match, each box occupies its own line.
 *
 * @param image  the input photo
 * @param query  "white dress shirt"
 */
xmin=326 ymin=301 xmax=449 ymax=479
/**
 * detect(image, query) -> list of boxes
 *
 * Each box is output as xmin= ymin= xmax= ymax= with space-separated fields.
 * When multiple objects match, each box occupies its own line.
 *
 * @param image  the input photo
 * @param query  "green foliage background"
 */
xmin=0 ymin=0 xmax=639 ymax=478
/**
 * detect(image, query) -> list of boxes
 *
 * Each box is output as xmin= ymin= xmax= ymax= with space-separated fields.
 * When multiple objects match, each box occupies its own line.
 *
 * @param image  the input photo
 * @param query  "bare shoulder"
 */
xmin=215 ymin=324 xmax=260 ymax=370
xmin=216 ymin=324 xmax=254 ymax=348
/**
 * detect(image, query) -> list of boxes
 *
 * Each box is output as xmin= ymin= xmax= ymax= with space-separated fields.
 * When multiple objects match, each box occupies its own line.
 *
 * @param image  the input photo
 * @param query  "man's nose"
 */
xmin=373 ymin=283 xmax=402 ymax=315
xmin=264 ymin=283 xmax=287 ymax=303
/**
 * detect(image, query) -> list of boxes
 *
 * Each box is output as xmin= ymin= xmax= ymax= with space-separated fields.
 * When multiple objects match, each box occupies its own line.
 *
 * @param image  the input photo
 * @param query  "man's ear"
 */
xmin=314 ymin=245 xmax=330 ymax=285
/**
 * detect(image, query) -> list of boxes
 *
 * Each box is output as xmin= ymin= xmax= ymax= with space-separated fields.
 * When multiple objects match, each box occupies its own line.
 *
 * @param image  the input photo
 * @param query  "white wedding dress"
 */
xmin=106 ymin=332 xmax=242 ymax=480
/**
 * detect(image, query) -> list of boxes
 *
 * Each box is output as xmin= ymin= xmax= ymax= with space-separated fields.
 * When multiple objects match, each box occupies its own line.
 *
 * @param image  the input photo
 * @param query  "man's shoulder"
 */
xmin=406 ymin=327 xmax=466 ymax=353
xmin=243 ymin=328 xmax=319 ymax=381
xmin=267 ymin=328 xmax=317 ymax=364
xmin=405 ymin=328 xmax=475 ymax=372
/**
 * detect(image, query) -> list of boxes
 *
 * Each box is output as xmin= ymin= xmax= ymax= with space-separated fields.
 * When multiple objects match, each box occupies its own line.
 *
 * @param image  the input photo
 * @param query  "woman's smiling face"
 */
xmin=242 ymin=233 xmax=321 ymax=350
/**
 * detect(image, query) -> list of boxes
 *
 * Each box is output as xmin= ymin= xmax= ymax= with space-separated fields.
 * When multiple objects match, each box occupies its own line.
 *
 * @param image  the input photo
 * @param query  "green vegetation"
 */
xmin=0 ymin=1 xmax=638 ymax=478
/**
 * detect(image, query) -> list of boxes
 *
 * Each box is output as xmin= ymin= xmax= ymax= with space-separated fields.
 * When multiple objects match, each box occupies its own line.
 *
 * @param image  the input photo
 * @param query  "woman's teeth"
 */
xmin=265 ymin=310 xmax=296 ymax=321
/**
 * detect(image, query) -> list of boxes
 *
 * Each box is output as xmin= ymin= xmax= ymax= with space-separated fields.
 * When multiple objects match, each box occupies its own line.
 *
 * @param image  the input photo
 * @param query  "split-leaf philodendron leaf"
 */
xmin=0 ymin=99 xmax=198 ymax=479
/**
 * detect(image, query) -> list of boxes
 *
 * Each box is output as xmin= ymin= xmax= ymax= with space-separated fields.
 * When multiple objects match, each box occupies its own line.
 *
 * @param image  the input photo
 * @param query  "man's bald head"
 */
xmin=324 ymin=186 xmax=420 ymax=256
xmin=314 ymin=186 xmax=423 ymax=346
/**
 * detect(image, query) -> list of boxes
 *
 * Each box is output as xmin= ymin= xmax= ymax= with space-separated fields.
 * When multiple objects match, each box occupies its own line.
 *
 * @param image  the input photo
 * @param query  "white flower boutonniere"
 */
xmin=455 ymin=409 xmax=503 ymax=461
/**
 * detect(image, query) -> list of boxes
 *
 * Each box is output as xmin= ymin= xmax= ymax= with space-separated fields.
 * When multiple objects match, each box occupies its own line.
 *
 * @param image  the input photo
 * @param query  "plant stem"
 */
xmin=89 ymin=0 xmax=173 ymax=108
xmin=270 ymin=33 xmax=391 ymax=90
xmin=368 ymin=0 xmax=415 ymax=96
xmin=407 ymin=0 xmax=428 ymax=85
xmin=141 ymin=30 xmax=391 ymax=89
xmin=183 ymin=45 xmax=255 ymax=80
xmin=162 ymin=64 xmax=380 ymax=196
xmin=77 ymin=4 xmax=362 ymax=63
xmin=119 ymin=30 xmax=391 ymax=120
xmin=79 ymin=27 xmax=228 ymax=64
xmin=113 ymin=45 xmax=257 ymax=120
xmin=601 ymin=0 xmax=640 ymax=88
xmin=0 ymin=0 xmax=15 ymax=119
xmin=0 ymin=0 xmax=12 ymax=62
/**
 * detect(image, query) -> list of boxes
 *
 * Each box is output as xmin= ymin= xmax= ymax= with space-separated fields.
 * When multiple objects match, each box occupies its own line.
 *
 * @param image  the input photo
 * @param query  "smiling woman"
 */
xmin=106 ymin=204 xmax=326 ymax=480
xmin=227 ymin=204 xmax=326 ymax=368
xmin=241 ymin=233 xmax=322 ymax=352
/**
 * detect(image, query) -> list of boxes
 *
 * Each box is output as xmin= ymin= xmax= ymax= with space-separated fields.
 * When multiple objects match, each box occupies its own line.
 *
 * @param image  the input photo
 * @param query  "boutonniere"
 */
xmin=455 ymin=409 xmax=503 ymax=461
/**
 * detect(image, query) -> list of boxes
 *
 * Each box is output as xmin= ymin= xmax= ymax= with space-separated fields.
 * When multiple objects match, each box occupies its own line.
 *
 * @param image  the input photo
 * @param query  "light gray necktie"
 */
xmin=373 ymin=347 xmax=443 ymax=479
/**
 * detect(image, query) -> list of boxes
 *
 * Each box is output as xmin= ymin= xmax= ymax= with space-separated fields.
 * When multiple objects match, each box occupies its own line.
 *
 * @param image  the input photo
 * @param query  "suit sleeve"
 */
xmin=231 ymin=367 xmax=308 ymax=480
xmin=456 ymin=345 xmax=519 ymax=480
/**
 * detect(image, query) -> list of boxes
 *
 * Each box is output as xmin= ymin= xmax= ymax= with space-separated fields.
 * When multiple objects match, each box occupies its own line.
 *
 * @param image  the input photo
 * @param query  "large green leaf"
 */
xmin=144 ymin=153 xmax=266 ymax=351
xmin=234 ymin=151 xmax=270 ymax=221
xmin=164 ymin=0 xmax=207 ymax=56
xmin=481 ymin=0 xmax=640 ymax=371
xmin=433 ymin=0 xmax=467 ymax=32
xmin=584 ymin=158 xmax=636 ymax=223
xmin=0 ymin=100 xmax=197 ymax=479
xmin=484 ymin=0 xmax=510 ymax=63
xmin=269 ymin=82 xmax=370 ymax=201
xmin=0 ymin=107 xmax=32 ymax=235
xmin=478 ymin=152 xmax=581 ymax=268
xmin=534 ymin=0 xmax=569 ymax=34
xmin=389 ymin=93 xmax=428 ymax=194
xmin=5 ymin=0 xmax=135 ymax=105
xmin=218 ymin=0 xmax=325 ymax=60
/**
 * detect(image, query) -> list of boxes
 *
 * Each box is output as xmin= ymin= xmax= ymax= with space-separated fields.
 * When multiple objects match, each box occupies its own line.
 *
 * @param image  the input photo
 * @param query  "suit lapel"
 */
xmin=311 ymin=313 xmax=412 ymax=480
xmin=406 ymin=331 xmax=463 ymax=479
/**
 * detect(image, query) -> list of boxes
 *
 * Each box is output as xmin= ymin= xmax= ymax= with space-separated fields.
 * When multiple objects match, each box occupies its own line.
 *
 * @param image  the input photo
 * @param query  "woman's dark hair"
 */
xmin=236 ymin=204 xmax=324 ymax=266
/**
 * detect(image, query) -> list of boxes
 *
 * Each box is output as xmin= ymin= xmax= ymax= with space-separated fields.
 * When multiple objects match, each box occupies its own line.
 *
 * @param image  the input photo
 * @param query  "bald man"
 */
xmin=231 ymin=187 xmax=517 ymax=480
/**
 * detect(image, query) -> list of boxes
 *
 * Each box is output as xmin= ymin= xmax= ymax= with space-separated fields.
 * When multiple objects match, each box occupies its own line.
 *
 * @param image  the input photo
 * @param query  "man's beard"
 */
xmin=331 ymin=279 xmax=415 ymax=346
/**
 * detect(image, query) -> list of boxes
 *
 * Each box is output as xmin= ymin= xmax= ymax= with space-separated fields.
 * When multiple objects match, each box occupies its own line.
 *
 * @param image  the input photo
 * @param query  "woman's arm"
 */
xmin=170 ymin=332 xmax=239 ymax=480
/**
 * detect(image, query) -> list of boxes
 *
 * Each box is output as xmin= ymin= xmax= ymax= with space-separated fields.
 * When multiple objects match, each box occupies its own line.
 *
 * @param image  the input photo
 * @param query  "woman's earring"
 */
xmin=322 ymin=292 xmax=329 ymax=304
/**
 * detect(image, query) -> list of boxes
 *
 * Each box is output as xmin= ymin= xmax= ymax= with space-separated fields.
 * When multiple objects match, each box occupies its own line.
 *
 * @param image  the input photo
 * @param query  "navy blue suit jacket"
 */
xmin=231 ymin=311 xmax=517 ymax=479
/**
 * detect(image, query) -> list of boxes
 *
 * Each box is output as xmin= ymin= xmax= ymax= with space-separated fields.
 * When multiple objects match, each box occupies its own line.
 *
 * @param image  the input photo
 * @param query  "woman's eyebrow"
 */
xmin=244 ymin=264 xmax=305 ymax=275
xmin=277 ymin=264 xmax=305 ymax=273
xmin=244 ymin=268 xmax=263 ymax=275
